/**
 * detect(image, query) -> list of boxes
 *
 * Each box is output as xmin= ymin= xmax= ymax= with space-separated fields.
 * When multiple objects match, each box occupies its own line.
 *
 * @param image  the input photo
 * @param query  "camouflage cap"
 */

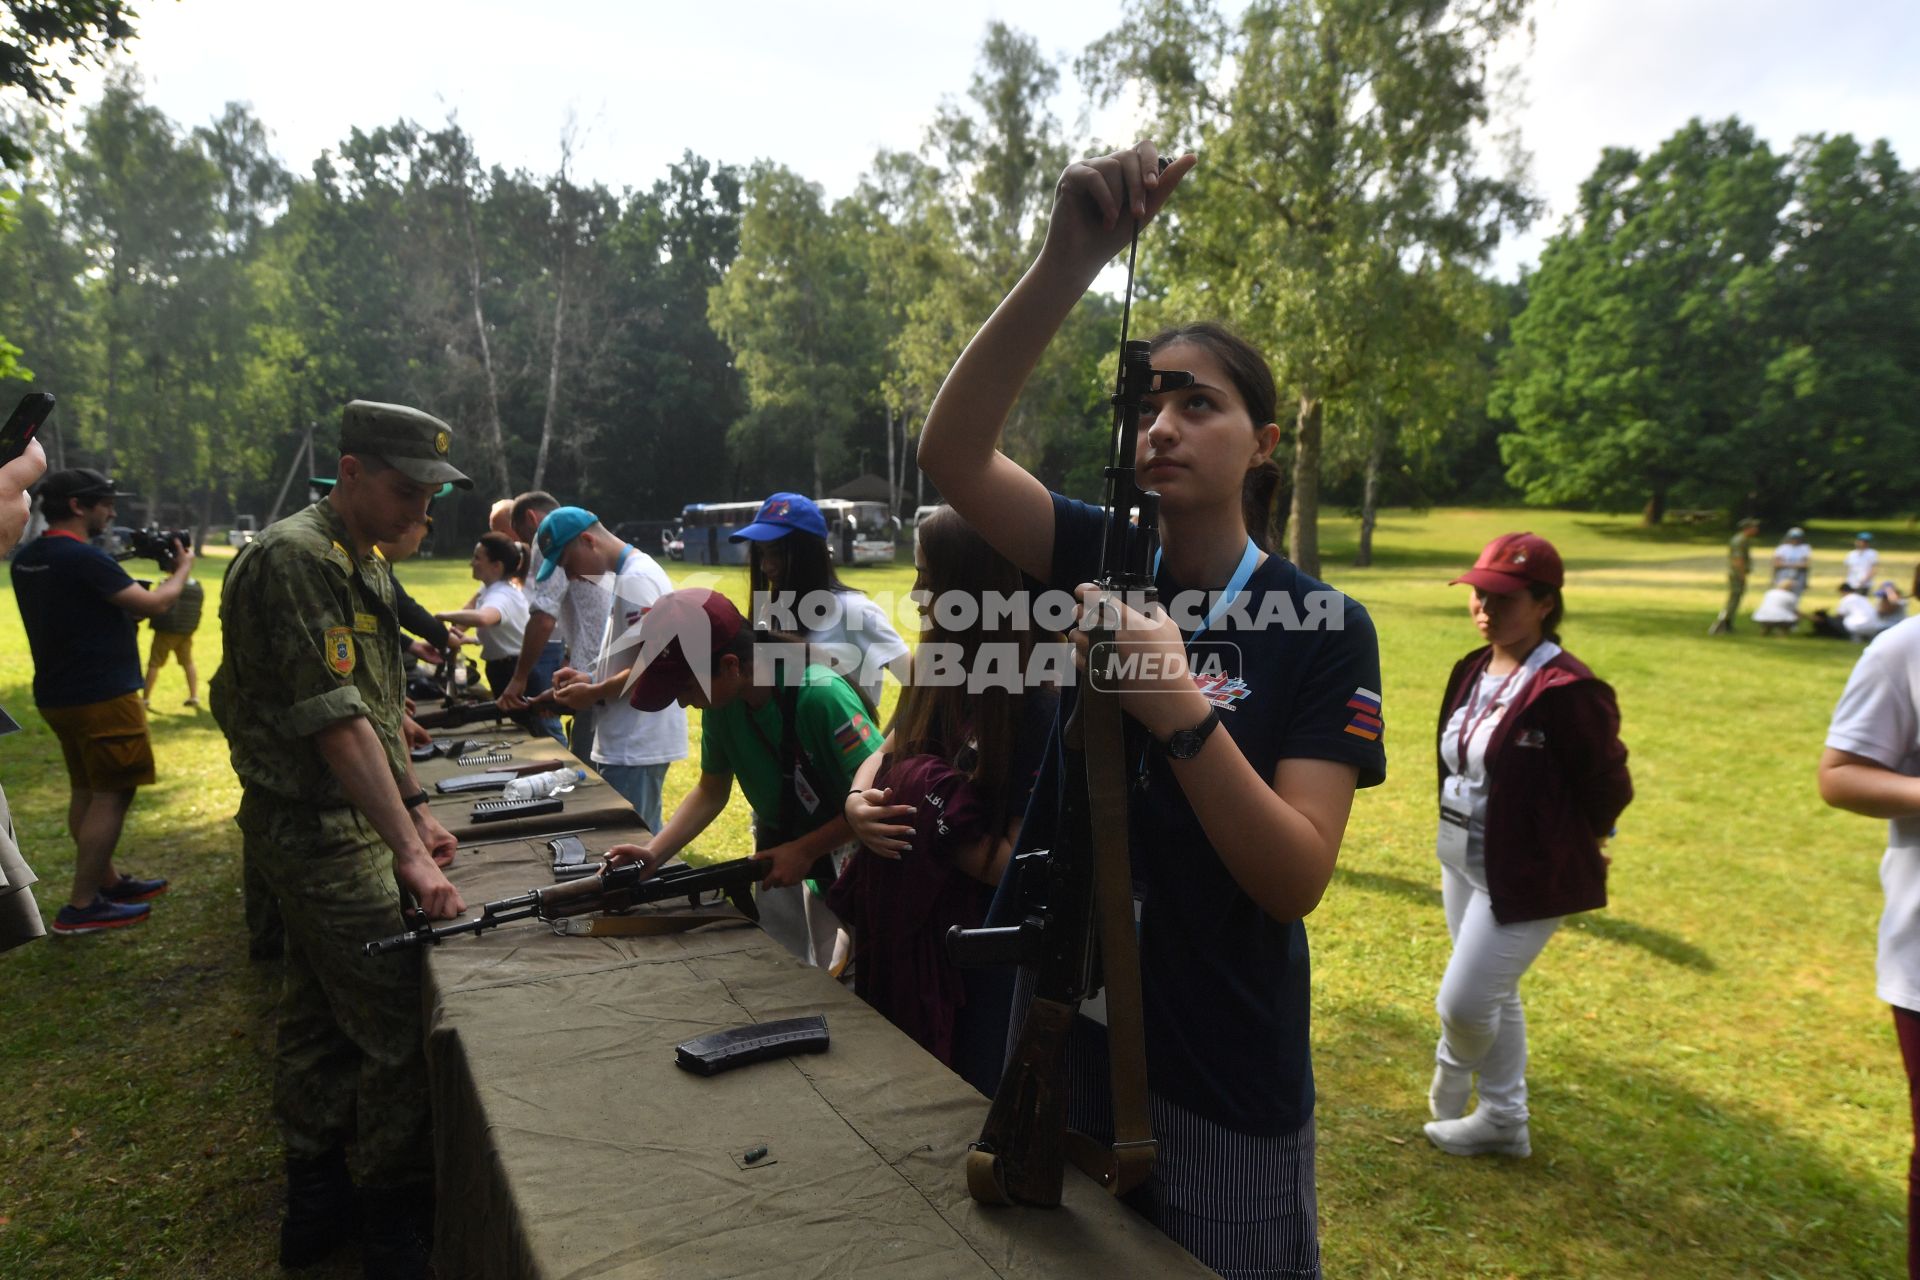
xmin=339 ymin=400 xmax=473 ymax=491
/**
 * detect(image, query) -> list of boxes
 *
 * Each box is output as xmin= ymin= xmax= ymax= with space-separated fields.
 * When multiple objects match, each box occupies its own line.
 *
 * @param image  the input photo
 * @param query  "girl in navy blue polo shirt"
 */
xmin=920 ymin=142 xmax=1385 ymax=1279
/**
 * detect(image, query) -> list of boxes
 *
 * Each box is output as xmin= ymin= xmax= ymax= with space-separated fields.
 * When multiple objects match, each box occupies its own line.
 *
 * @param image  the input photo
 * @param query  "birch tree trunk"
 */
xmin=1288 ymin=395 xmax=1324 ymax=578
xmin=532 ymin=228 xmax=568 ymax=491
xmin=1353 ymin=431 xmax=1383 ymax=568
xmin=457 ymin=183 xmax=510 ymax=497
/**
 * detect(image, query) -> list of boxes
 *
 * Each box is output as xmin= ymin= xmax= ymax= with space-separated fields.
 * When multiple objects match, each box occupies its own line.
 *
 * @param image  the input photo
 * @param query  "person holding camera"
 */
xmin=9 ymin=468 xmax=192 ymax=935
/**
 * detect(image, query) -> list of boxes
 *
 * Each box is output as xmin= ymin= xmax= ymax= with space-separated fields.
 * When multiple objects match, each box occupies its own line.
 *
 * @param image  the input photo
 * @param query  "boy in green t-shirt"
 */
xmin=605 ymin=589 xmax=881 ymax=968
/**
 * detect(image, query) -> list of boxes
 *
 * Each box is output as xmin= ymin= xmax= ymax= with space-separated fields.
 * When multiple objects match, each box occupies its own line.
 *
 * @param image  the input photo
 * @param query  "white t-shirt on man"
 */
xmin=1845 ymin=547 xmax=1880 ymax=589
xmin=586 ymin=549 xmax=688 ymax=768
xmin=1825 ymin=617 xmax=1920 ymax=1010
xmin=523 ymin=540 xmax=569 ymax=647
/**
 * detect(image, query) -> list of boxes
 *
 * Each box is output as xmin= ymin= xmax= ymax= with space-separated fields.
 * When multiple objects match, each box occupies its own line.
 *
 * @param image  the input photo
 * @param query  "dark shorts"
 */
xmin=40 ymin=691 xmax=156 ymax=792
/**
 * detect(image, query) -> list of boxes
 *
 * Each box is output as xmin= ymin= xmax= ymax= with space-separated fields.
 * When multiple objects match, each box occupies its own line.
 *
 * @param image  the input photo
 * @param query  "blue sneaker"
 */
xmin=101 ymin=873 xmax=169 ymax=904
xmin=52 ymin=895 xmax=151 ymax=935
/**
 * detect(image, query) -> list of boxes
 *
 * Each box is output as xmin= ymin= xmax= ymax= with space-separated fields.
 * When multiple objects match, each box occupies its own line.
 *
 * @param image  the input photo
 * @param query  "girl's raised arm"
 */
xmin=918 ymin=143 xmax=1195 ymax=583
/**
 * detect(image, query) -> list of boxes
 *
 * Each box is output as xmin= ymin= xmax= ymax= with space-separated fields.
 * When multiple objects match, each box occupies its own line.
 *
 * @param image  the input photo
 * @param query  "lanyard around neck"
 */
xmin=1153 ymin=537 xmax=1261 ymax=644
xmin=1455 ymin=642 xmax=1557 ymax=764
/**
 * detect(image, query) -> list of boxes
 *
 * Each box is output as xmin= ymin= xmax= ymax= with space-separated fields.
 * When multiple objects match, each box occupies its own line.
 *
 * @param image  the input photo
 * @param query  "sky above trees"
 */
xmin=49 ymin=0 xmax=1920 ymax=280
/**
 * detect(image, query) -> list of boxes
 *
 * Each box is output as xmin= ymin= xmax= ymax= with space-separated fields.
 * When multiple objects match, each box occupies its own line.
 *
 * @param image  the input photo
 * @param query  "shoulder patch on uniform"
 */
xmin=324 ymin=627 xmax=356 ymax=675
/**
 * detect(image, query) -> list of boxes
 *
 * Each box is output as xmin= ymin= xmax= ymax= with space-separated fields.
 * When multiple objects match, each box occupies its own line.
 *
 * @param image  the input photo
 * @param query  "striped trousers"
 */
xmin=1066 ymin=1015 xmax=1322 ymax=1279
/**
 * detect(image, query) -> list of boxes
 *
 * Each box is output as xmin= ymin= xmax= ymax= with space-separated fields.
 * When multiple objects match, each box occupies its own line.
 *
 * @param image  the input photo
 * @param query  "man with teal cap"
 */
xmin=212 ymin=400 xmax=470 ymax=1278
xmin=536 ymin=506 xmax=687 ymax=830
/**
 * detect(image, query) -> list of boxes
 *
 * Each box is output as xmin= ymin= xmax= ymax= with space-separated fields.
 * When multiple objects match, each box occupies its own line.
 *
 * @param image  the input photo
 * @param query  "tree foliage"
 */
xmin=1496 ymin=118 xmax=1920 ymax=522
xmin=0 ymin=0 xmax=137 ymax=167
xmin=1087 ymin=0 xmax=1535 ymax=574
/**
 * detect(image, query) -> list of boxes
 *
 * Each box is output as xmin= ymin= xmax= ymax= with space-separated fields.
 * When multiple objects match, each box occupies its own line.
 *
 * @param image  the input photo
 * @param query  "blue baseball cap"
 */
xmin=728 ymin=492 xmax=827 ymax=543
xmin=1857 ymin=531 xmax=1874 ymax=542
xmin=534 ymin=506 xmax=598 ymax=581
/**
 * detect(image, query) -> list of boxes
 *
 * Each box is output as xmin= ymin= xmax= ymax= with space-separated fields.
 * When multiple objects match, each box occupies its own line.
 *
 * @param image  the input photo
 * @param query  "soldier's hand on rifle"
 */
xmin=412 ymin=805 xmax=458 ymax=868
xmin=395 ymin=850 xmax=464 ymax=920
xmin=1042 ymin=141 xmax=1196 ymax=277
xmin=497 ymin=674 xmax=530 ymax=711
xmin=753 ymin=840 xmax=819 ymax=890
xmin=402 ymin=715 xmax=432 ymax=750
xmin=846 ymin=786 xmax=915 ymax=858
xmin=1072 ymin=582 xmax=1212 ymax=742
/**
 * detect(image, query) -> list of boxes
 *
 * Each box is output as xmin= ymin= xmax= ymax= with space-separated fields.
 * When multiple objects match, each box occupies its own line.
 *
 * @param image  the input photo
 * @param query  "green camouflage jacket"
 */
xmin=210 ymin=500 xmax=409 ymax=803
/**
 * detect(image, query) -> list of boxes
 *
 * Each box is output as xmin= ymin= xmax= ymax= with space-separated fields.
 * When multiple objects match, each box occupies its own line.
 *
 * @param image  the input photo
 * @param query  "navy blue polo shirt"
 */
xmin=10 ymin=530 xmax=144 ymax=708
xmin=1023 ymin=494 xmax=1387 ymax=1136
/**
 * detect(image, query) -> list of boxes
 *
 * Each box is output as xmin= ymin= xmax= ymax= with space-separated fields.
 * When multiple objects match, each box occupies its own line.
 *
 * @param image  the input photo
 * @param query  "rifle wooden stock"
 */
xmin=967 ymin=996 xmax=1075 ymax=1207
xmin=412 ymin=699 xmax=507 ymax=730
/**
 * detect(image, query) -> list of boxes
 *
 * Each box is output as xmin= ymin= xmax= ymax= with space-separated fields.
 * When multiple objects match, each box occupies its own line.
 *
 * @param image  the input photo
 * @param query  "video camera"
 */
xmin=112 ymin=526 xmax=192 ymax=573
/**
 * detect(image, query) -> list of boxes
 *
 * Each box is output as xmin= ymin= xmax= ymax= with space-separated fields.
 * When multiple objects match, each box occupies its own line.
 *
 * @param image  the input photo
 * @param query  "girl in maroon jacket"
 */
xmin=1424 ymin=532 xmax=1632 ymax=1157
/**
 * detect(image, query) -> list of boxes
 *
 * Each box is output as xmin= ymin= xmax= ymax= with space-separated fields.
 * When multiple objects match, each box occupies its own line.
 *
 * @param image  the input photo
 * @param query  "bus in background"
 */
xmin=815 ymin=498 xmax=897 ymax=566
xmin=678 ymin=501 xmax=761 ymax=565
xmin=912 ymin=504 xmax=942 ymax=553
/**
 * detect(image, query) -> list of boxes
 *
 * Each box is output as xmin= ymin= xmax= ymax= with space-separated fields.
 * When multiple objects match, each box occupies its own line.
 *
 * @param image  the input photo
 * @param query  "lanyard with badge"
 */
xmin=1437 ymin=641 xmax=1558 ymax=862
xmin=590 ymin=546 xmax=635 ymax=686
xmin=1129 ymin=537 xmax=1261 ymax=792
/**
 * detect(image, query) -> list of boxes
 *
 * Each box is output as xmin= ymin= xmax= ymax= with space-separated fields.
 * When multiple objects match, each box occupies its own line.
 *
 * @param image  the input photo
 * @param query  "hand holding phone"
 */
xmin=0 ymin=393 xmax=53 ymax=467
xmin=0 ymin=396 xmax=50 ymax=556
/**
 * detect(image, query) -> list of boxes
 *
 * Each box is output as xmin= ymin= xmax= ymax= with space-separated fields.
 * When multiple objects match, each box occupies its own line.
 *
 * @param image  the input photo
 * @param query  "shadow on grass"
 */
xmin=1334 ymin=868 xmax=1716 ymax=972
xmin=1317 ymin=1004 xmax=1898 ymax=1277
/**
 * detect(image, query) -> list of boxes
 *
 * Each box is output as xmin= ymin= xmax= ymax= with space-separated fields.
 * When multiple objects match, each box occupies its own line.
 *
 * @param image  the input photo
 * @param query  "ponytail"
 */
xmin=1242 ymin=455 xmax=1284 ymax=554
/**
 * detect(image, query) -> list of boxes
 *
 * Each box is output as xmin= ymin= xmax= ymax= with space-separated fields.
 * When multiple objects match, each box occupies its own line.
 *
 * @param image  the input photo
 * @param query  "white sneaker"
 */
xmin=1423 ymin=1108 xmax=1531 ymax=1158
xmin=1429 ymin=1066 xmax=1471 ymax=1120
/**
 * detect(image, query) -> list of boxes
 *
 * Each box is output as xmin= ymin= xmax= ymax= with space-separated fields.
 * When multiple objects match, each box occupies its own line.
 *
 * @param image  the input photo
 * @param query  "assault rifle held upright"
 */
xmin=364 ymin=857 xmax=769 ymax=956
xmin=946 ymin=182 xmax=1193 ymax=1207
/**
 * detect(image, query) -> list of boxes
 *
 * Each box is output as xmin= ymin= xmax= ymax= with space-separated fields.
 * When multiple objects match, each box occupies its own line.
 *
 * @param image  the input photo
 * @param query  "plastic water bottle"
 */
xmin=500 ymin=767 xmax=585 ymax=802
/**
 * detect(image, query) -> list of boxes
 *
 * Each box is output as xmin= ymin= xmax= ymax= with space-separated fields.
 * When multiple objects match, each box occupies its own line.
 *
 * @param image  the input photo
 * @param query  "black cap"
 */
xmin=38 ymin=468 xmax=120 ymax=510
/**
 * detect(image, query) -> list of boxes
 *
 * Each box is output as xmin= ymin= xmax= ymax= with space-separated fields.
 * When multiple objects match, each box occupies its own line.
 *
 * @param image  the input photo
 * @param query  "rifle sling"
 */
xmin=1071 ymin=669 xmax=1157 ymax=1197
xmin=549 ymin=912 xmax=753 ymax=938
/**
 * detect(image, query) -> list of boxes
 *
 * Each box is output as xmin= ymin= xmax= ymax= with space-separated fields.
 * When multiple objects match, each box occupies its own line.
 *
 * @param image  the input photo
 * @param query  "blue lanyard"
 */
xmin=1154 ymin=537 xmax=1261 ymax=643
xmin=1132 ymin=536 xmax=1261 ymax=787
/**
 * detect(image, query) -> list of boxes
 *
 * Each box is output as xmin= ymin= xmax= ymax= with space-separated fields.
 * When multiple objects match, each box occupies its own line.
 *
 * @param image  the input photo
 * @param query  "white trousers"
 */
xmin=1433 ymin=864 xmax=1562 ymax=1124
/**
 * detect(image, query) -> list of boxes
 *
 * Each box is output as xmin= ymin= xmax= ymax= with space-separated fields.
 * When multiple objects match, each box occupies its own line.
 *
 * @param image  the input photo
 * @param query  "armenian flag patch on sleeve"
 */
xmin=1344 ymin=687 xmax=1383 ymax=741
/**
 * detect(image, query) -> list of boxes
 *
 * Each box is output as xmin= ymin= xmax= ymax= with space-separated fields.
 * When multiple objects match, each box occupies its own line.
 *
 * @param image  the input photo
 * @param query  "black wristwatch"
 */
xmin=1159 ymin=707 xmax=1221 ymax=760
xmin=402 ymin=790 xmax=431 ymax=810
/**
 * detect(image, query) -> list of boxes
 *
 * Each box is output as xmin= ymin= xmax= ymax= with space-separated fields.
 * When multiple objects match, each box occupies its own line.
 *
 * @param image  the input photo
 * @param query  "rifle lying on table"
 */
xmin=411 ymin=688 xmax=558 ymax=732
xmin=945 ymin=175 xmax=1189 ymax=1209
xmin=364 ymin=857 xmax=769 ymax=956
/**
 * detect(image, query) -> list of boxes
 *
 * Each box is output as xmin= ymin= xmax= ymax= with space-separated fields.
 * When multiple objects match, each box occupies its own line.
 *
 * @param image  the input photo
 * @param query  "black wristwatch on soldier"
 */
xmin=1158 ymin=707 xmax=1221 ymax=760
xmin=402 ymin=790 xmax=431 ymax=810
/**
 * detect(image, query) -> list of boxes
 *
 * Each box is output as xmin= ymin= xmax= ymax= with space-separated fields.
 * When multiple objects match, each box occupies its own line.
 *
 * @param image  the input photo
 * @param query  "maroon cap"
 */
xmin=626 ymin=589 xmax=746 ymax=712
xmin=1450 ymin=532 xmax=1564 ymax=594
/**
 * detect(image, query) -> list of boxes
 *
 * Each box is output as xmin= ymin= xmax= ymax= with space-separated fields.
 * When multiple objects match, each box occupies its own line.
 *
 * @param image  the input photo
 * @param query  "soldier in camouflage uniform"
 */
xmin=211 ymin=401 xmax=470 ymax=1279
xmin=1710 ymin=516 xmax=1762 ymax=635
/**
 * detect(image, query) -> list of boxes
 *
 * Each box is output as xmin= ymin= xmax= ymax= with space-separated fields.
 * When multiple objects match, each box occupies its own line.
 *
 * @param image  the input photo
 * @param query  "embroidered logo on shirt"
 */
xmin=1344 ymin=687 xmax=1383 ymax=741
xmin=324 ymin=627 xmax=356 ymax=675
xmin=1192 ymin=672 xmax=1252 ymax=710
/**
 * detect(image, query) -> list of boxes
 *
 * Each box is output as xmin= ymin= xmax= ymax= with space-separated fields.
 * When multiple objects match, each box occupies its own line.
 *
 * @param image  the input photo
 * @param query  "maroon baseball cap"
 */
xmin=1450 ymin=532 xmax=1564 ymax=595
xmin=625 ymin=589 xmax=746 ymax=712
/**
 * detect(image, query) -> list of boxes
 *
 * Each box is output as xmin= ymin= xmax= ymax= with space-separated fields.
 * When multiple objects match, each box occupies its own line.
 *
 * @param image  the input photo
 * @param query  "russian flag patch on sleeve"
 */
xmin=1344 ymin=687 xmax=1383 ymax=741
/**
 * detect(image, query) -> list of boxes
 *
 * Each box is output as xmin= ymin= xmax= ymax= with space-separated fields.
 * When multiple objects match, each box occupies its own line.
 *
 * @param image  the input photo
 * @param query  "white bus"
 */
xmin=815 ymin=499 xmax=897 ymax=566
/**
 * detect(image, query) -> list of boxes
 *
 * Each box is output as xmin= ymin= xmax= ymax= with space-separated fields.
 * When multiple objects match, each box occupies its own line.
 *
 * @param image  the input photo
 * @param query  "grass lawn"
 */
xmin=0 ymin=508 xmax=1906 ymax=1277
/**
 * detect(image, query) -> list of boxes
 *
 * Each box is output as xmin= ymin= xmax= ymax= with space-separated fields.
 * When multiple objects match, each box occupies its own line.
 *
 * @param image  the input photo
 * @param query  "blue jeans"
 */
xmin=598 ymin=762 xmax=668 ymax=833
xmin=513 ymin=642 xmax=568 ymax=747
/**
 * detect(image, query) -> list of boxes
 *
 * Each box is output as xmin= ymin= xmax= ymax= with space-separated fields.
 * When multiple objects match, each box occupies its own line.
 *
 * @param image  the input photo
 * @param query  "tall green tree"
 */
xmin=1 ymin=0 xmax=138 ymax=167
xmin=1086 ymin=0 xmax=1534 ymax=575
xmin=710 ymin=162 xmax=883 ymax=497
